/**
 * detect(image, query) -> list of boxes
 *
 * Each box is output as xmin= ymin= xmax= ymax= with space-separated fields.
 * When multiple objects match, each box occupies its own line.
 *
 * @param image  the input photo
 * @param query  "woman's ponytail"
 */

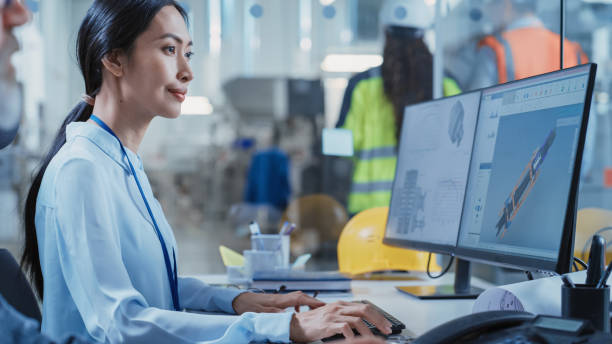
xmin=22 ymin=101 xmax=93 ymax=298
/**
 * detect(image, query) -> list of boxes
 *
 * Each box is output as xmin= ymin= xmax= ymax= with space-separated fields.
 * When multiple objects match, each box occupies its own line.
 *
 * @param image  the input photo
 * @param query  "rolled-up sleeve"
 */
xmin=51 ymin=158 xmax=293 ymax=343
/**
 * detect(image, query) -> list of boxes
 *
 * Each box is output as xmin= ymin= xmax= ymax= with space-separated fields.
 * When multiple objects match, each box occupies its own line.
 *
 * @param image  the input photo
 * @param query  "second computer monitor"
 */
xmin=384 ymin=91 xmax=482 ymax=254
xmin=456 ymin=64 xmax=596 ymax=273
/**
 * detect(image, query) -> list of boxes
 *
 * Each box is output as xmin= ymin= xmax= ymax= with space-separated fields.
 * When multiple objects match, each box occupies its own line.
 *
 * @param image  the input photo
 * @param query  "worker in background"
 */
xmin=468 ymin=0 xmax=588 ymax=90
xmin=336 ymin=0 xmax=461 ymax=215
xmin=0 ymin=0 xmax=27 ymax=148
xmin=244 ymin=125 xmax=291 ymax=212
xmin=467 ymin=0 xmax=597 ymax=180
xmin=0 ymin=1 xmax=90 ymax=343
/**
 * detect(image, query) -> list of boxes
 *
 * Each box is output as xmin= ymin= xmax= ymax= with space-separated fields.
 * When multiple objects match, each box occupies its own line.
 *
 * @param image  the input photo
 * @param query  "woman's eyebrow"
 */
xmin=156 ymin=33 xmax=193 ymax=47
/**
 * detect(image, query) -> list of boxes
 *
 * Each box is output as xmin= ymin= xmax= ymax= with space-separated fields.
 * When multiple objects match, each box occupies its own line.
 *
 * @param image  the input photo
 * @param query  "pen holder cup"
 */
xmin=243 ymin=250 xmax=278 ymax=278
xmin=561 ymin=284 xmax=610 ymax=333
xmin=250 ymin=234 xmax=290 ymax=269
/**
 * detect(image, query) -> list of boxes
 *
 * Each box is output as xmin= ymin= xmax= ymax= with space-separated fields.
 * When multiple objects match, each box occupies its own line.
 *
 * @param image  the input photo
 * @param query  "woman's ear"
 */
xmin=101 ymin=50 xmax=126 ymax=77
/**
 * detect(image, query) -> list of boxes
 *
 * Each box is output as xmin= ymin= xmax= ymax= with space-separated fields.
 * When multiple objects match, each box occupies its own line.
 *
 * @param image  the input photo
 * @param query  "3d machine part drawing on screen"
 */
xmin=495 ymin=129 xmax=557 ymax=238
xmin=448 ymin=100 xmax=465 ymax=147
xmin=396 ymin=170 xmax=426 ymax=234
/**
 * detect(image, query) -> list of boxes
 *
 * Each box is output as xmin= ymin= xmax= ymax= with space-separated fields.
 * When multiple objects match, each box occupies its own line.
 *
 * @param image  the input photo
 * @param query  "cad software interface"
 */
xmin=386 ymin=92 xmax=481 ymax=247
xmin=458 ymin=67 xmax=590 ymax=259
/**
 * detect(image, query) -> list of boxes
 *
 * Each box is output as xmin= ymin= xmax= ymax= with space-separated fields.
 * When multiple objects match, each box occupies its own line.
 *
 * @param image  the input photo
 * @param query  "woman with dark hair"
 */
xmin=336 ymin=0 xmax=461 ymax=216
xmin=21 ymin=1 xmax=391 ymax=342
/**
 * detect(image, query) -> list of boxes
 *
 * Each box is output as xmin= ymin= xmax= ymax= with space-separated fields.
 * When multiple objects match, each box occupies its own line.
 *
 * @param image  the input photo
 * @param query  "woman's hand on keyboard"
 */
xmin=289 ymin=301 xmax=392 ymax=343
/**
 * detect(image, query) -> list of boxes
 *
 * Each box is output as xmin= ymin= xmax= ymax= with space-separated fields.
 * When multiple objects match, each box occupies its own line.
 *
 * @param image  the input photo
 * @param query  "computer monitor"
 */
xmin=384 ymin=91 xmax=482 ymax=255
xmin=456 ymin=64 xmax=597 ymax=274
xmin=383 ymin=91 xmax=483 ymax=298
xmin=384 ymin=65 xmax=596 ymax=298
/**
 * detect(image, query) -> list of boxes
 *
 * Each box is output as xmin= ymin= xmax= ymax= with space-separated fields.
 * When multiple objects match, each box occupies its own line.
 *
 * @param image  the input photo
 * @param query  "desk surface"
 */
xmin=201 ymin=273 xmax=493 ymax=337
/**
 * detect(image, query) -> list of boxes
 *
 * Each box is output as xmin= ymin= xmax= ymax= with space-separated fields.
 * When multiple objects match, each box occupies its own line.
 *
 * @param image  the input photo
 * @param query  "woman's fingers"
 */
xmin=336 ymin=315 xmax=373 ymax=337
xmin=276 ymin=291 xmax=326 ymax=309
xmin=289 ymin=301 xmax=393 ymax=342
xmin=338 ymin=302 xmax=392 ymax=335
xmin=294 ymin=291 xmax=326 ymax=308
xmin=339 ymin=322 xmax=355 ymax=340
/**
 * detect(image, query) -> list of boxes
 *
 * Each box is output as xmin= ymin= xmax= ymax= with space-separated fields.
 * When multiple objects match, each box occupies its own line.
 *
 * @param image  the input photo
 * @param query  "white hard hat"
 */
xmin=379 ymin=0 xmax=433 ymax=30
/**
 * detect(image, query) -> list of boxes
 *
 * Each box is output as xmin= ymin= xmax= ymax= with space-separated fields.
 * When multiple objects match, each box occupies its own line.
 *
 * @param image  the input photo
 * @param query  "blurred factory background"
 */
xmin=2 ymin=0 xmax=612 ymax=279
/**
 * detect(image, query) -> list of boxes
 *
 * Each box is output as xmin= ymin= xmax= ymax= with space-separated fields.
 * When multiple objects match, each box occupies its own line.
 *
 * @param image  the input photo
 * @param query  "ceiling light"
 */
xmin=321 ymin=54 xmax=383 ymax=73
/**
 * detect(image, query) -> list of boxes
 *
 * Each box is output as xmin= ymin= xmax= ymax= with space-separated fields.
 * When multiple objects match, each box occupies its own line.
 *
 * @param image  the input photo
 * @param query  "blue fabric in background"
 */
xmin=0 ymin=294 xmax=91 ymax=343
xmin=245 ymin=149 xmax=291 ymax=210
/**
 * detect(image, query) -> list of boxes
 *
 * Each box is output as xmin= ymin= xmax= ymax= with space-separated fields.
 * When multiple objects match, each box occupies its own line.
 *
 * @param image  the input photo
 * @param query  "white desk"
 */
xmin=200 ymin=273 xmax=493 ymax=337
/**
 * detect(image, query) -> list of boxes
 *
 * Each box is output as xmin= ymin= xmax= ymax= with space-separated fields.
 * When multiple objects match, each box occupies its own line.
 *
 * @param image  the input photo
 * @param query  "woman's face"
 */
xmin=121 ymin=5 xmax=193 ymax=119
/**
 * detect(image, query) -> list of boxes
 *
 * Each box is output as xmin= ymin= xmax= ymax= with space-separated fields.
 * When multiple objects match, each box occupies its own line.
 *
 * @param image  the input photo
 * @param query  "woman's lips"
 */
xmin=168 ymin=89 xmax=186 ymax=102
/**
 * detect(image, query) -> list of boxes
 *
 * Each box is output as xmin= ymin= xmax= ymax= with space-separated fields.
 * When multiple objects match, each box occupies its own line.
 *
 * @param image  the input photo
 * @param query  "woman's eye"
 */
xmin=185 ymin=52 xmax=194 ymax=60
xmin=164 ymin=46 xmax=176 ymax=54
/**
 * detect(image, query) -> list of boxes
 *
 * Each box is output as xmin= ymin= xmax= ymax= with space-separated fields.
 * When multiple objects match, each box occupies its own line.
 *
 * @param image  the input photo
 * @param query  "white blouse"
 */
xmin=35 ymin=121 xmax=292 ymax=343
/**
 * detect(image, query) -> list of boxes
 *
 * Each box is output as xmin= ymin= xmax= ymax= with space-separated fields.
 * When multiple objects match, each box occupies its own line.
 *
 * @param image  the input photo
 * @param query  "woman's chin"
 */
xmin=158 ymin=108 xmax=182 ymax=119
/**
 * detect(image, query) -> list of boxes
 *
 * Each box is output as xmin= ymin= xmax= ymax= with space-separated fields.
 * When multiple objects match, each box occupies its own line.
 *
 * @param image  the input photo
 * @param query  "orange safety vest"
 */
xmin=479 ymin=26 xmax=589 ymax=84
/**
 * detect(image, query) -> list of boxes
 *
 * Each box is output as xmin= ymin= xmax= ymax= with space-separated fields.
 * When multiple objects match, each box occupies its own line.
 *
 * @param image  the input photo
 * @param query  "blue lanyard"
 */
xmin=90 ymin=115 xmax=180 ymax=311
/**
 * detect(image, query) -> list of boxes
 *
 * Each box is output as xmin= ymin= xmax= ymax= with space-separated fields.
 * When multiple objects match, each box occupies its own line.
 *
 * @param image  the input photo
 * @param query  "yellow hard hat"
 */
xmin=338 ymin=206 xmax=440 ymax=275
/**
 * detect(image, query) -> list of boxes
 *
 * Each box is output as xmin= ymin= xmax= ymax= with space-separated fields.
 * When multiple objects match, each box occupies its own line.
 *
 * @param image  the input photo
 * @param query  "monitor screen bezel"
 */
xmin=383 ymin=90 xmax=483 ymax=256
xmin=454 ymin=63 xmax=597 ymax=274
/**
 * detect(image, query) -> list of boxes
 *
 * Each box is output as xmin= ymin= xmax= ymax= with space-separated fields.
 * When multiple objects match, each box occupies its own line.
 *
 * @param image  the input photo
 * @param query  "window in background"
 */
xmin=353 ymin=0 xmax=383 ymax=41
xmin=566 ymin=2 xmax=612 ymax=212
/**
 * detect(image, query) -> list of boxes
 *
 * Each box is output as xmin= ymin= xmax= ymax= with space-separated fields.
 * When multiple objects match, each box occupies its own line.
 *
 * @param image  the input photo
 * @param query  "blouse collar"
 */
xmin=66 ymin=121 xmax=144 ymax=173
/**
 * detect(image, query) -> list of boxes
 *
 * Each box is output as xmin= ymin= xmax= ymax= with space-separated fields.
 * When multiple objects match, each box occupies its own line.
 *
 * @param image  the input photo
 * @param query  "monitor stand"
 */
xmin=395 ymin=259 xmax=483 ymax=299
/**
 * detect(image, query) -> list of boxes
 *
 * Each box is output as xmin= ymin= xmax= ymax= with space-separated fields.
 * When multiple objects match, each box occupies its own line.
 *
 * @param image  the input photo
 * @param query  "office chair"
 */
xmin=0 ymin=248 xmax=42 ymax=323
xmin=575 ymin=208 xmax=612 ymax=266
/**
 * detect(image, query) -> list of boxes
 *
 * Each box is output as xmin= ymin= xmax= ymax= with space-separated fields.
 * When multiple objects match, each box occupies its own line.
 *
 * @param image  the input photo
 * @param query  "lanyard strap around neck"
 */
xmin=89 ymin=115 xmax=181 ymax=311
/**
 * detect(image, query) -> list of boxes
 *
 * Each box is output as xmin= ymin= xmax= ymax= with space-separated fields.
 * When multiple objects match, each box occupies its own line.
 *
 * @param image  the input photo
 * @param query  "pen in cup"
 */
xmin=596 ymin=260 xmax=612 ymax=289
xmin=285 ymin=223 xmax=297 ymax=235
xmin=279 ymin=221 xmax=290 ymax=235
xmin=249 ymin=221 xmax=262 ymax=235
xmin=561 ymin=275 xmax=576 ymax=289
xmin=278 ymin=224 xmax=296 ymax=264
xmin=249 ymin=221 xmax=266 ymax=250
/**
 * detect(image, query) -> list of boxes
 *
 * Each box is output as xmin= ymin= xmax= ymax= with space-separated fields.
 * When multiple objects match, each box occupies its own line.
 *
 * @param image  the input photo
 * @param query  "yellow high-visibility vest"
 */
xmin=338 ymin=67 xmax=461 ymax=214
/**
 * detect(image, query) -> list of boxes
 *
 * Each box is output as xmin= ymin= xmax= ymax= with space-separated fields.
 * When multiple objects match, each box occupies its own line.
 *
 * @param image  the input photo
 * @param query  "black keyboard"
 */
xmin=322 ymin=300 xmax=405 ymax=341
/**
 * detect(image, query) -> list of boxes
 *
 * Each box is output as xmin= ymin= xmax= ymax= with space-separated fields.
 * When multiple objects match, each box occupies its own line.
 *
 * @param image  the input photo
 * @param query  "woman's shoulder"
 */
xmin=51 ymin=136 xmax=106 ymax=175
xmin=39 ymin=137 xmax=111 ymax=203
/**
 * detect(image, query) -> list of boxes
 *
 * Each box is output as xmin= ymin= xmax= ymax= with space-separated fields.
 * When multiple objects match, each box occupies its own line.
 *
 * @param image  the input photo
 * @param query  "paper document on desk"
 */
xmin=473 ymin=271 xmax=589 ymax=315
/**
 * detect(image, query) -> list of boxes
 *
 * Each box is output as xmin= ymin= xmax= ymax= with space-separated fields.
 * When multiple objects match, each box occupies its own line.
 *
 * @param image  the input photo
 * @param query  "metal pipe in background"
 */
xmin=560 ymin=0 xmax=565 ymax=69
xmin=433 ymin=0 xmax=443 ymax=99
